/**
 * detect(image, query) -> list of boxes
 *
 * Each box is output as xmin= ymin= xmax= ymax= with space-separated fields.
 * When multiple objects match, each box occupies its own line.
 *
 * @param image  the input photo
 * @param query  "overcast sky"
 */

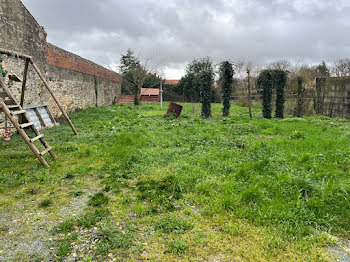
xmin=22 ymin=0 xmax=350 ymax=79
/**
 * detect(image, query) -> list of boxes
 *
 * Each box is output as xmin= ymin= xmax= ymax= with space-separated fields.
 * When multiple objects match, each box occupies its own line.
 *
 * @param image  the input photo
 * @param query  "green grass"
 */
xmin=168 ymin=239 xmax=189 ymax=254
xmin=155 ymin=215 xmax=193 ymax=234
xmin=38 ymin=199 xmax=53 ymax=208
xmin=0 ymin=102 xmax=349 ymax=261
xmin=88 ymin=192 xmax=109 ymax=207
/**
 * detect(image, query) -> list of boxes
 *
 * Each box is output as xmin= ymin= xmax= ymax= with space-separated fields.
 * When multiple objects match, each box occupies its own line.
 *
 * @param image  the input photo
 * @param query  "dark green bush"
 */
xmin=257 ymin=69 xmax=287 ymax=119
xmin=199 ymin=70 xmax=213 ymax=118
xmin=219 ymin=61 xmax=234 ymax=116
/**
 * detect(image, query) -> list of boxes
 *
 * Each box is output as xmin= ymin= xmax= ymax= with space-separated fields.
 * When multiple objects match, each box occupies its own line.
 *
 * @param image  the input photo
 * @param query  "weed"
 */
xmin=103 ymin=185 xmax=112 ymax=192
xmin=39 ymin=199 xmax=53 ymax=208
xmin=77 ymin=208 xmax=110 ymax=228
xmin=54 ymin=220 xmax=74 ymax=234
xmin=155 ymin=215 xmax=193 ymax=234
xmin=168 ymin=239 xmax=188 ymax=254
xmin=0 ymin=225 xmax=9 ymax=232
xmin=69 ymin=189 xmax=84 ymax=197
xmin=88 ymin=192 xmax=109 ymax=207
xmin=27 ymin=187 xmax=40 ymax=195
xmin=56 ymin=241 xmax=71 ymax=258
xmin=95 ymin=219 xmax=133 ymax=254
xmin=290 ymin=130 xmax=306 ymax=139
xmin=64 ymin=172 xmax=75 ymax=179
xmin=136 ymin=175 xmax=182 ymax=212
xmin=81 ymin=255 xmax=93 ymax=262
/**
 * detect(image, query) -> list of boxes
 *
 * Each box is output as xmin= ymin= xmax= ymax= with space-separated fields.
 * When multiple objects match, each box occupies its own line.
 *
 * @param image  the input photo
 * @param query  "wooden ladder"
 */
xmin=0 ymin=78 xmax=57 ymax=168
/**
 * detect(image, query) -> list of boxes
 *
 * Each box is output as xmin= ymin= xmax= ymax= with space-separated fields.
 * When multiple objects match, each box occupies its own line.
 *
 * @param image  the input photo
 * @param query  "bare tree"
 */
xmin=121 ymin=60 xmax=158 ymax=105
xmin=332 ymin=58 xmax=350 ymax=77
xmin=268 ymin=60 xmax=292 ymax=71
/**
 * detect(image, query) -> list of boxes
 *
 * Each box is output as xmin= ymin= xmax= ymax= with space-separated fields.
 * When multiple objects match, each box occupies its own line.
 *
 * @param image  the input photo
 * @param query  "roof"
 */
xmin=141 ymin=88 xmax=159 ymax=96
xmin=165 ymin=80 xmax=179 ymax=85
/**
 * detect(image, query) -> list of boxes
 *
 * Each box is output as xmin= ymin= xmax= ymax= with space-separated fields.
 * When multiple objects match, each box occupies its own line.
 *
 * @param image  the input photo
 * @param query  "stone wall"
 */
xmin=0 ymin=0 xmax=122 ymax=134
xmin=46 ymin=44 xmax=121 ymax=116
xmin=316 ymin=77 xmax=350 ymax=119
xmin=0 ymin=0 xmax=48 ymax=107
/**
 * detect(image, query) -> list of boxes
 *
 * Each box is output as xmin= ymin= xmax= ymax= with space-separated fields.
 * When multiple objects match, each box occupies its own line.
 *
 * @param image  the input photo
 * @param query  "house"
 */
xmin=118 ymin=88 xmax=160 ymax=104
xmin=140 ymin=88 xmax=159 ymax=102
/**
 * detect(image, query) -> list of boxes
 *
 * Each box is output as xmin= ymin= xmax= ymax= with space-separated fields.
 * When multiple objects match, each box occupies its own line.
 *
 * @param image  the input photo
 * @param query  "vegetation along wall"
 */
xmin=315 ymin=77 xmax=350 ymax=119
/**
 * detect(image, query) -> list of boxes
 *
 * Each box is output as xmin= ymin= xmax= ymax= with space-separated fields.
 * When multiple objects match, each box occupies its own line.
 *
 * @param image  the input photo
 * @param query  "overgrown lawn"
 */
xmin=0 ymin=102 xmax=349 ymax=261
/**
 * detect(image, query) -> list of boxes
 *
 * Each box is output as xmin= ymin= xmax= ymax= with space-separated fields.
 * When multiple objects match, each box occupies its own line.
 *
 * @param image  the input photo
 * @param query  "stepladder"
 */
xmin=0 ymin=78 xmax=57 ymax=168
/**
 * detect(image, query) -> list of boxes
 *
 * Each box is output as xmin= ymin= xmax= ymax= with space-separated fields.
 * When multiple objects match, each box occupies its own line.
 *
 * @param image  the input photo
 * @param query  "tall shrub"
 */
xmin=219 ymin=61 xmax=234 ymax=117
xmin=257 ymin=70 xmax=274 ymax=119
xmin=199 ymin=70 xmax=213 ymax=118
xmin=275 ymin=70 xmax=287 ymax=118
xmin=294 ymin=77 xmax=304 ymax=117
xmin=257 ymin=69 xmax=287 ymax=119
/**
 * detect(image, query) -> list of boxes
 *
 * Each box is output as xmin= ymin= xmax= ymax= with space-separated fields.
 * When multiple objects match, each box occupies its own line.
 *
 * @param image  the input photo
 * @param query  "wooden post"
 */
xmin=160 ymin=81 xmax=163 ymax=108
xmin=29 ymin=59 xmax=78 ymax=135
xmin=247 ymin=68 xmax=253 ymax=119
xmin=19 ymin=58 xmax=29 ymax=124
xmin=20 ymin=59 xmax=29 ymax=107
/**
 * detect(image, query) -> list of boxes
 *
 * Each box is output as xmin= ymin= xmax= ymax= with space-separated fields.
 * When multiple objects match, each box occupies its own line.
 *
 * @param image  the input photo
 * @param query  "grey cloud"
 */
xmin=22 ymin=0 xmax=350 ymax=78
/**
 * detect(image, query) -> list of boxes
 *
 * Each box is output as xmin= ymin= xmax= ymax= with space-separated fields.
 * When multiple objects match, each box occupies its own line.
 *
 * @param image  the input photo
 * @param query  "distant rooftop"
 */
xmin=165 ymin=80 xmax=179 ymax=85
xmin=141 ymin=88 xmax=159 ymax=96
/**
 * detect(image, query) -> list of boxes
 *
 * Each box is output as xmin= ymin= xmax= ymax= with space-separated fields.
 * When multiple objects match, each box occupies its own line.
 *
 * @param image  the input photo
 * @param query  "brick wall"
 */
xmin=46 ymin=44 xmax=122 ymax=83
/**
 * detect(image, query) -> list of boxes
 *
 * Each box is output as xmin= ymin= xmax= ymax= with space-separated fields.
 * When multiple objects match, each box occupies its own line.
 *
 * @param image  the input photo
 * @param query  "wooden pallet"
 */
xmin=0 ymin=77 xmax=56 ymax=168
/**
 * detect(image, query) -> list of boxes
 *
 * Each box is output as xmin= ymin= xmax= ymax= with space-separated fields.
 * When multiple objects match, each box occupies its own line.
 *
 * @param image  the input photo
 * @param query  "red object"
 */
xmin=141 ymin=88 xmax=159 ymax=96
xmin=8 ymin=75 xmax=12 ymax=81
xmin=4 ymin=128 xmax=11 ymax=141
xmin=167 ymin=102 xmax=183 ymax=118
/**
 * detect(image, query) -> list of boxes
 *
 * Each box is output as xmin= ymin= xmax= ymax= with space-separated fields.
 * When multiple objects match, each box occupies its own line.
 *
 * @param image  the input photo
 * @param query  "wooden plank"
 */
xmin=44 ymin=105 xmax=57 ymax=125
xmin=11 ymin=110 xmax=26 ymax=115
xmin=23 ymin=103 xmax=49 ymax=109
xmin=30 ymin=59 xmax=78 ymax=135
xmin=0 ymin=48 xmax=32 ymax=60
xmin=7 ymin=105 xmax=20 ymax=109
xmin=20 ymin=122 xmax=33 ymax=128
xmin=30 ymin=134 xmax=44 ymax=143
xmin=40 ymin=147 xmax=52 ymax=156
xmin=34 ymin=108 xmax=46 ymax=128
xmin=1 ymin=101 xmax=49 ymax=168
xmin=31 ymin=127 xmax=57 ymax=160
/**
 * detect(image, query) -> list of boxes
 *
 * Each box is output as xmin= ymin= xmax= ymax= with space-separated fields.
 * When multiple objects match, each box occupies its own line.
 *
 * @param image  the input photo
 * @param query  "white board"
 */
xmin=25 ymin=108 xmax=42 ymax=129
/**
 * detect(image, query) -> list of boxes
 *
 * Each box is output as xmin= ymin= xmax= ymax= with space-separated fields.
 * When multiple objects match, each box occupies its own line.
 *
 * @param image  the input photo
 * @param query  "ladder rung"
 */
xmin=30 ymin=134 xmax=44 ymax=143
xmin=11 ymin=110 xmax=26 ymax=115
xmin=40 ymin=147 xmax=52 ymax=156
xmin=7 ymin=105 xmax=20 ymax=109
xmin=20 ymin=122 xmax=33 ymax=128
